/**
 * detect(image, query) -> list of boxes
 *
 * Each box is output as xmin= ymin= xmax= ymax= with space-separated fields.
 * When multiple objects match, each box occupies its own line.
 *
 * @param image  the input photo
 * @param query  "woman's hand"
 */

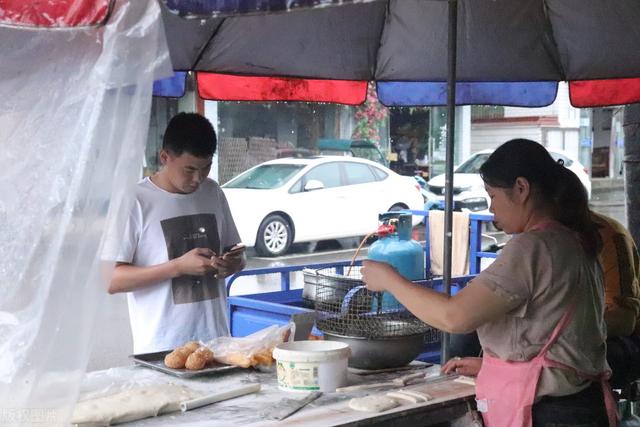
xmin=361 ymin=259 xmax=402 ymax=292
xmin=441 ymin=356 xmax=482 ymax=377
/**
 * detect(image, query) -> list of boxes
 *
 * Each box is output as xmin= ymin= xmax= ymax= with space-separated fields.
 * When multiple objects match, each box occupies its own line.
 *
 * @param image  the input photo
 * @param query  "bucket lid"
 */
xmin=273 ymin=340 xmax=351 ymax=363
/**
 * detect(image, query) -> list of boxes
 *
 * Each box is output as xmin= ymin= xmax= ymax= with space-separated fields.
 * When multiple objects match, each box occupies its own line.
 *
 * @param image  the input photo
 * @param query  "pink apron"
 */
xmin=474 ymin=303 xmax=619 ymax=427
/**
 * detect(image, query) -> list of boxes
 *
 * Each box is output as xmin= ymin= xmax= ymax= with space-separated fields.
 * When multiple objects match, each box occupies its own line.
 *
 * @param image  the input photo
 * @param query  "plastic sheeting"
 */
xmin=0 ymin=0 xmax=172 ymax=425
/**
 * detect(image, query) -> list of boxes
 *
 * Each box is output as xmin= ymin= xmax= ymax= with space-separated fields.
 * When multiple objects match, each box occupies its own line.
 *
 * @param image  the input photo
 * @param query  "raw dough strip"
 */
xmin=386 ymin=391 xmax=420 ymax=404
xmin=393 ymin=389 xmax=432 ymax=402
xmin=453 ymin=375 xmax=476 ymax=385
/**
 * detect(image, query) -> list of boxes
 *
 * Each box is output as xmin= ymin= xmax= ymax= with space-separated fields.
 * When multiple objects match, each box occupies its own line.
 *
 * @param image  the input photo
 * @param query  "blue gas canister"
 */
xmin=367 ymin=213 xmax=425 ymax=307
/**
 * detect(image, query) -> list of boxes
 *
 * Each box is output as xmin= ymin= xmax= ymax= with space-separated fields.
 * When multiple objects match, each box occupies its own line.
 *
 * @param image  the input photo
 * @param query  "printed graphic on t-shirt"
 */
xmin=161 ymin=214 xmax=220 ymax=304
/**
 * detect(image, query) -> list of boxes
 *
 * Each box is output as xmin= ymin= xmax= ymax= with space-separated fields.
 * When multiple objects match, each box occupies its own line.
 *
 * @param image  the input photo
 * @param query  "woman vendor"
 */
xmin=362 ymin=139 xmax=617 ymax=427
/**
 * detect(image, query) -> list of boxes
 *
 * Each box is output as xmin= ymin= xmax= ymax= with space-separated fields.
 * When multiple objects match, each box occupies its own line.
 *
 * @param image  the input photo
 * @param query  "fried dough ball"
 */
xmin=251 ymin=350 xmax=274 ymax=367
xmin=221 ymin=353 xmax=253 ymax=368
xmin=185 ymin=351 xmax=207 ymax=370
xmin=184 ymin=341 xmax=201 ymax=352
xmin=194 ymin=346 xmax=214 ymax=363
xmin=164 ymin=347 xmax=190 ymax=369
xmin=178 ymin=346 xmax=197 ymax=357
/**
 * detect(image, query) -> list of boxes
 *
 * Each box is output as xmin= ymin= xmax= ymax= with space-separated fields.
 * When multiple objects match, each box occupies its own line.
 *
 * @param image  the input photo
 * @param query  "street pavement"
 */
xmin=590 ymin=178 xmax=626 ymax=225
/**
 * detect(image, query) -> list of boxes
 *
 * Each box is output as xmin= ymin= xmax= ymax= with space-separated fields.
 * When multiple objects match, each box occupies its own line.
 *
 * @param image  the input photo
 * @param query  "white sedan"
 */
xmin=425 ymin=148 xmax=592 ymax=213
xmin=222 ymin=156 xmax=425 ymax=257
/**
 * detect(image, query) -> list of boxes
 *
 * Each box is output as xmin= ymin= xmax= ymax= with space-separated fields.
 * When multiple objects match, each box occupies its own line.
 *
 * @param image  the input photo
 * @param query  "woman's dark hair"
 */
xmin=479 ymin=139 xmax=600 ymax=256
xmin=163 ymin=112 xmax=217 ymax=158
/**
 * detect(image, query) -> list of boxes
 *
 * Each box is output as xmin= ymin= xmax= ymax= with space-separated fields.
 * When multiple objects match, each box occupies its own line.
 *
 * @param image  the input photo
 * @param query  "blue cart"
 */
xmin=226 ymin=211 xmax=496 ymax=363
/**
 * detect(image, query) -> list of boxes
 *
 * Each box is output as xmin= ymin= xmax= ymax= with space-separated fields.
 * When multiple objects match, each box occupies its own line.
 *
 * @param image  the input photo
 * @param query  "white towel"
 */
xmin=428 ymin=211 xmax=470 ymax=276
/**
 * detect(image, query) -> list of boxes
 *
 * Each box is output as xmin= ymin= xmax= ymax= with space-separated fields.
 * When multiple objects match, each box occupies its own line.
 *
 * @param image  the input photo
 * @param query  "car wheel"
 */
xmin=255 ymin=214 xmax=293 ymax=257
xmin=388 ymin=203 xmax=408 ymax=212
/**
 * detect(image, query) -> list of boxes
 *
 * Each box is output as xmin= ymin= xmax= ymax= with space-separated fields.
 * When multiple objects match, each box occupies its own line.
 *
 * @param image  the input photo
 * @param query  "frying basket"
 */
xmin=313 ymin=266 xmax=437 ymax=341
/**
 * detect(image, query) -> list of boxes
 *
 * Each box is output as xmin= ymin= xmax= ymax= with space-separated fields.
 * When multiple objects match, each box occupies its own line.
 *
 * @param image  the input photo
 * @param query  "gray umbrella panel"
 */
xmin=160 ymin=0 xmax=640 ymax=82
xmin=377 ymin=0 xmax=563 ymax=81
xmin=161 ymin=6 xmax=224 ymax=71
xmin=195 ymin=2 xmax=386 ymax=79
xmin=547 ymin=0 xmax=640 ymax=80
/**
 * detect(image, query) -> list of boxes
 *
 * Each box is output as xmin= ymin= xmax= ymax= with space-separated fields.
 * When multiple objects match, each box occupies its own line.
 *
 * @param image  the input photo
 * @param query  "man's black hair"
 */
xmin=162 ymin=112 xmax=217 ymax=157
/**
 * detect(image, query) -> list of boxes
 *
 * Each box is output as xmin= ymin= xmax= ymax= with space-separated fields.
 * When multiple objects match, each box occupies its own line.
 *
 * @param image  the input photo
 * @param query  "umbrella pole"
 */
xmin=441 ymin=0 xmax=458 ymax=364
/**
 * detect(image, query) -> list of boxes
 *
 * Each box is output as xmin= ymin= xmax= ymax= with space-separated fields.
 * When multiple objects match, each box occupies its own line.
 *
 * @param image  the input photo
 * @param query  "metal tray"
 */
xmin=130 ymin=351 xmax=240 ymax=378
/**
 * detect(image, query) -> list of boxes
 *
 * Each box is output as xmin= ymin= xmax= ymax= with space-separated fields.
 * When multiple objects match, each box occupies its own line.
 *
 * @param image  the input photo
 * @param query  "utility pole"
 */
xmin=623 ymin=104 xmax=640 ymax=246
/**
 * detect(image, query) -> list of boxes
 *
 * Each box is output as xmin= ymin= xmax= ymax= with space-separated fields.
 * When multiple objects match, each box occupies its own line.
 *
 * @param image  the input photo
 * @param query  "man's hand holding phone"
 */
xmin=210 ymin=244 xmax=246 ymax=279
xmin=222 ymin=244 xmax=246 ymax=258
xmin=174 ymin=247 xmax=217 ymax=276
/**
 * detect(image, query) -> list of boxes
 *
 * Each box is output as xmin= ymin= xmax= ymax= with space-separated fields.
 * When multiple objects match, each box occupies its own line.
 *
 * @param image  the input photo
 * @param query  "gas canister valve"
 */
xmin=376 ymin=223 xmax=396 ymax=237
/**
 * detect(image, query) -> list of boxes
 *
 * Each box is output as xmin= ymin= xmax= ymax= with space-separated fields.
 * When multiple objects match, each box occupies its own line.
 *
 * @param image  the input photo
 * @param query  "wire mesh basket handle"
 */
xmin=340 ymin=285 xmax=367 ymax=315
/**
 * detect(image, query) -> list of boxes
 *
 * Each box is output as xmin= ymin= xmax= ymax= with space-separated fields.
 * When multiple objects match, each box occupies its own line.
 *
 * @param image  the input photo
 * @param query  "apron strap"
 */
xmin=542 ymin=357 xmax=619 ymax=427
xmin=536 ymin=302 xmax=576 ymax=358
xmin=535 ymin=302 xmax=618 ymax=424
xmin=529 ymin=220 xmax=579 ymax=358
xmin=602 ymin=380 xmax=621 ymax=427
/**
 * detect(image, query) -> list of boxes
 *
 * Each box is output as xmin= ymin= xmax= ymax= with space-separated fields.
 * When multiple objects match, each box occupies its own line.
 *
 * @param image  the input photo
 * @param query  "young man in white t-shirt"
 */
xmin=106 ymin=113 xmax=245 ymax=354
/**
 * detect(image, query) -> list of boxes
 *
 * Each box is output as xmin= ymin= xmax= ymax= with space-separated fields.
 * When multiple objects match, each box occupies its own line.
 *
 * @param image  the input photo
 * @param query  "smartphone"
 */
xmin=223 ymin=243 xmax=246 ymax=257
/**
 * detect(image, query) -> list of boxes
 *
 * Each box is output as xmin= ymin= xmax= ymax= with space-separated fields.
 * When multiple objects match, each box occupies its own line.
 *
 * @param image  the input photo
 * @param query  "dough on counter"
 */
xmin=386 ymin=391 xmax=420 ymax=404
xmin=454 ymin=375 xmax=476 ymax=385
xmin=349 ymin=395 xmax=400 ymax=413
xmin=391 ymin=389 xmax=432 ymax=402
xmin=72 ymin=384 xmax=200 ymax=426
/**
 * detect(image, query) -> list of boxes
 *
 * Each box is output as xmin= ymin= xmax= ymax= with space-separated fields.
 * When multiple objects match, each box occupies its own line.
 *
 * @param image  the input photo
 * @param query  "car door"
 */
xmin=339 ymin=162 xmax=386 ymax=236
xmin=287 ymin=162 xmax=346 ymax=241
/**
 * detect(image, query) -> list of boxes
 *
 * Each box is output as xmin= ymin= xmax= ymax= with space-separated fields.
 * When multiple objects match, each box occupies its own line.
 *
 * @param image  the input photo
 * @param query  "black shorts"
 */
xmin=532 ymin=381 xmax=610 ymax=427
xmin=607 ymin=335 xmax=640 ymax=388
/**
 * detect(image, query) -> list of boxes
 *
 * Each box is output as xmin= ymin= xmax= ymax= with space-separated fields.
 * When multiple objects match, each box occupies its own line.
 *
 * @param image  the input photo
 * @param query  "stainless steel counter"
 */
xmin=79 ymin=364 xmax=475 ymax=426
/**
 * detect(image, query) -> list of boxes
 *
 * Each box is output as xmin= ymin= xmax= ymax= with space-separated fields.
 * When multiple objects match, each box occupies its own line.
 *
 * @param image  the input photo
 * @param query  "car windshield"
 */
xmin=352 ymin=146 xmax=385 ymax=165
xmin=223 ymin=164 xmax=305 ymax=189
xmin=455 ymin=153 xmax=491 ymax=173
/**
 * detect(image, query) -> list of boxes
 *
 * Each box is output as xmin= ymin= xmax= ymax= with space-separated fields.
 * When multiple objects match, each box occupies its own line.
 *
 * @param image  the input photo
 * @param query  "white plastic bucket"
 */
xmin=272 ymin=340 xmax=351 ymax=392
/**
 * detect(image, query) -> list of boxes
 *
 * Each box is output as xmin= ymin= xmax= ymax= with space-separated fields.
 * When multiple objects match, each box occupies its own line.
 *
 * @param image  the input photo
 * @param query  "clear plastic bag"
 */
xmin=205 ymin=324 xmax=294 ymax=369
xmin=0 ymin=1 xmax=172 ymax=424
